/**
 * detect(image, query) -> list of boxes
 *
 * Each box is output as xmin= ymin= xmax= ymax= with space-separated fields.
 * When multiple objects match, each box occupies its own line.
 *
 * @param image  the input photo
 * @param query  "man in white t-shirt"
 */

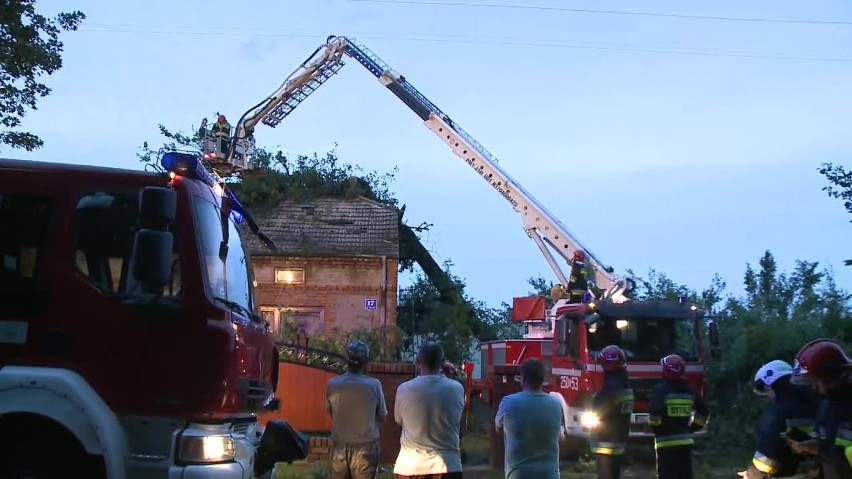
xmin=495 ymin=359 xmax=565 ymax=479
xmin=326 ymin=340 xmax=388 ymax=479
xmin=393 ymin=341 xmax=465 ymax=479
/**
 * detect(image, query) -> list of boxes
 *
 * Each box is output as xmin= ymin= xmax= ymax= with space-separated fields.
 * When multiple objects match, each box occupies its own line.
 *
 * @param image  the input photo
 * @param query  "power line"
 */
xmin=345 ymin=0 xmax=852 ymax=26
xmin=77 ymin=26 xmax=852 ymax=63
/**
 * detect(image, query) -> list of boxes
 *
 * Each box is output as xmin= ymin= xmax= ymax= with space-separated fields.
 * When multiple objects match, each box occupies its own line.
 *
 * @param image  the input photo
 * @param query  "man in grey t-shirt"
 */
xmin=327 ymin=340 xmax=388 ymax=479
xmin=495 ymin=359 xmax=565 ymax=479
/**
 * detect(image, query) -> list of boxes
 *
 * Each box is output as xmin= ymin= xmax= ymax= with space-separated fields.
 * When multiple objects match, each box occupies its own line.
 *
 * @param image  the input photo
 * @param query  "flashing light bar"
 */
xmin=161 ymin=152 xmax=215 ymax=188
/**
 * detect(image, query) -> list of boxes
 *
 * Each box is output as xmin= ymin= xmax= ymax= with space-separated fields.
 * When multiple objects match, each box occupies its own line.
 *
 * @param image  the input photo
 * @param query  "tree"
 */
xmin=1 ymin=1 xmax=85 ymax=151
xmin=397 ymin=262 xmax=523 ymax=363
xmin=819 ymin=162 xmax=852 ymax=265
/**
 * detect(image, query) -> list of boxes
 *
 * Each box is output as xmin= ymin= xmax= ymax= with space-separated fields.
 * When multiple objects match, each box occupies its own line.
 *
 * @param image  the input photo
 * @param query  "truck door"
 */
xmin=0 ymin=190 xmax=55 ymax=363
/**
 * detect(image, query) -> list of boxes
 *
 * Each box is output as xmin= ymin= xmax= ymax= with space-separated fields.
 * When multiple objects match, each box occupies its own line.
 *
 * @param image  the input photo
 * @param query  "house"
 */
xmin=241 ymin=197 xmax=400 ymax=345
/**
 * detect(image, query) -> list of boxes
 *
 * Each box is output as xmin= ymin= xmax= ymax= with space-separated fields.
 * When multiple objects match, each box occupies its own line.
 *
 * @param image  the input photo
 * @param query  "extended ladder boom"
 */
xmin=227 ymin=35 xmax=633 ymax=300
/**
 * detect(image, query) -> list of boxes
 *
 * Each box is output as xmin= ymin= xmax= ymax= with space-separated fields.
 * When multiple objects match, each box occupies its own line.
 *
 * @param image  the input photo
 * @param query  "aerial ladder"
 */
xmin=200 ymin=35 xmax=637 ymax=329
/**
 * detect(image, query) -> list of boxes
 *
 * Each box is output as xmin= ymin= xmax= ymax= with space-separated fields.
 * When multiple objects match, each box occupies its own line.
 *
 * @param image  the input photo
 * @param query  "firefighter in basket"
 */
xmin=786 ymin=338 xmax=852 ymax=479
xmin=737 ymin=360 xmax=820 ymax=479
xmin=588 ymin=345 xmax=634 ymax=479
xmin=211 ymin=114 xmax=231 ymax=138
xmin=649 ymin=354 xmax=710 ymax=479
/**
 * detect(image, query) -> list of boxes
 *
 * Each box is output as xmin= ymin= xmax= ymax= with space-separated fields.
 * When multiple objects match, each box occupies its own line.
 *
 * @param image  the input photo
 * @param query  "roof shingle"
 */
xmin=240 ymin=197 xmax=400 ymax=258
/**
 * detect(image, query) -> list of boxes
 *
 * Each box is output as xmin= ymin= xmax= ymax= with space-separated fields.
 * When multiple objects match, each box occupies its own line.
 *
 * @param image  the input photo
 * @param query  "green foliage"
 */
xmin=819 ymin=162 xmax=852 ymax=265
xmin=631 ymin=250 xmax=852 ymax=452
xmin=136 ymin=118 xmax=398 ymax=209
xmin=0 ymin=1 xmax=85 ymax=151
xmin=277 ymin=309 xmax=407 ymax=364
xmin=398 ymin=261 xmax=522 ymax=363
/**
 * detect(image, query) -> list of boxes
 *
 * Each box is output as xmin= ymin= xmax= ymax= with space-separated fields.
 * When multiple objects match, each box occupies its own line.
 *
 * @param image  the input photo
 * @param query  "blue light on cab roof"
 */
xmin=160 ymin=152 xmax=214 ymax=187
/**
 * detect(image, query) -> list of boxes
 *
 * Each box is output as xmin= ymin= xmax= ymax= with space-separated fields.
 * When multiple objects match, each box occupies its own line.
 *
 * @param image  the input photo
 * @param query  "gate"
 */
xmin=260 ymin=343 xmax=349 ymax=433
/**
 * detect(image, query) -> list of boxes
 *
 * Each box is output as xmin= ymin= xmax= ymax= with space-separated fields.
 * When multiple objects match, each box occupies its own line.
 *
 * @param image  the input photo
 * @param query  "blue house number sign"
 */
xmin=364 ymin=299 xmax=378 ymax=311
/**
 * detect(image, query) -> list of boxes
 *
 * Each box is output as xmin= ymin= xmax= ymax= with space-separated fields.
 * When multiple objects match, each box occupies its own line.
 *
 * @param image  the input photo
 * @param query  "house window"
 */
xmin=274 ymin=268 xmax=305 ymax=285
xmin=281 ymin=308 xmax=325 ymax=339
xmin=259 ymin=307 xmax=325 ymax=343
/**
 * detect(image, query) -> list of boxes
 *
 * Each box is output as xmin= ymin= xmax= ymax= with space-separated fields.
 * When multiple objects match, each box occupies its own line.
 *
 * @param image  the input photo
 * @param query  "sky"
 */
xmin=15 ymin=0 xmax=852 ymax=308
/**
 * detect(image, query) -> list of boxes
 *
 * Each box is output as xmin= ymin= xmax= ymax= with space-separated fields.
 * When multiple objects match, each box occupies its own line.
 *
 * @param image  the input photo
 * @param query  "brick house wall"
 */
xmin=253 ymin=255 xmax=399 ymax=337
xmin=241 ymin=197 xmax=400 ymax=341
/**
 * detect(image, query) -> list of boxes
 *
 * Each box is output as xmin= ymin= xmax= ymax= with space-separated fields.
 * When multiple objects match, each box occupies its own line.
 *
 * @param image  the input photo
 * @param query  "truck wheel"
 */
xmin=0 ymin=414 xmax=105 ymax=479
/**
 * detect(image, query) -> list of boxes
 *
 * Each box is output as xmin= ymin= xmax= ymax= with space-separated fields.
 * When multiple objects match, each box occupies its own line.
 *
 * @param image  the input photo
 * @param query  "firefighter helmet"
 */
xmin=792 ymin=338 xmax=851 ymax=385
xmin=753 ymin=360 xmax=793 ymax=396
xmin=600 ymin=345 xmax=627 ymax=372
xmin=441 ymin=361 xmax=458 ymax=378
xmin=661 ymin=354 xmax=687 ymax=381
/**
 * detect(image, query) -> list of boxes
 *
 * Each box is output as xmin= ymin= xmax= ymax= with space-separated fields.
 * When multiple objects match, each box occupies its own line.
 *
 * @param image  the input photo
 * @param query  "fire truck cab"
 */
xmin=0 ymin=154 xmax=294 ymax=478
xmin=478 ymin=295 xmax=712 ymax=442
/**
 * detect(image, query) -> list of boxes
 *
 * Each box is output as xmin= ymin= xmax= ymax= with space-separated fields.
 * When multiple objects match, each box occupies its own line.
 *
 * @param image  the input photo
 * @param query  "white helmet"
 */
xmin=753 ymin=360 xmax=793 ymax=396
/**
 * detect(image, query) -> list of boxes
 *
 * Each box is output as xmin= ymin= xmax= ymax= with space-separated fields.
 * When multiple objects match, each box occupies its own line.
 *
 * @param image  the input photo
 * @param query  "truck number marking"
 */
xmin=559 ymin=375 xmax=579 ymax=390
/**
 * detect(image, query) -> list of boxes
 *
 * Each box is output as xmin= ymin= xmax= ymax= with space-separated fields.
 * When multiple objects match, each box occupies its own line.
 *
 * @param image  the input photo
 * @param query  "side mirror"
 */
xmin=139 ymin=186 xmax=176 ymax=230
xmin=708 ymin=321 xmax=721 ymax=360
xmin=555 ymin=318 xmax=568 ymax=343
xmin=131 ymin=229 xmax=174 ymax=295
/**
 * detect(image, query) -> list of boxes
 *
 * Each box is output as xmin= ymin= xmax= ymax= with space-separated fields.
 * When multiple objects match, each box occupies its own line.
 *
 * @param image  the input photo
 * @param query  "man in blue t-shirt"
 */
xmin=495 ymin=359 xmax=566 ymax=479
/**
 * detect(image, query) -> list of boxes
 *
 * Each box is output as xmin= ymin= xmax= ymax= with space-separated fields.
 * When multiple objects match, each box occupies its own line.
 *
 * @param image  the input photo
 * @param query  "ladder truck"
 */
xmin=200 ymin=35 xmax=717 ymax=444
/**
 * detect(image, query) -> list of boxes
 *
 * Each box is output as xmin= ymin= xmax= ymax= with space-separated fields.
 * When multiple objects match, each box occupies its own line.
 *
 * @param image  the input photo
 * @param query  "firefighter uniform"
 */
xmin=813 ymin=379 xmax=852 ymax=479
xmin=745 ymin=380 xmax=819 ymax=478
xmin=590 ymin=371 xmax=634 ymax=479
xmin=211 ymin=116 xmax=231 ymax=138
xmin=649 ymin=377 xmax=709 ymax=479
xmin=791 ymin=338 xmax=852 ymax=479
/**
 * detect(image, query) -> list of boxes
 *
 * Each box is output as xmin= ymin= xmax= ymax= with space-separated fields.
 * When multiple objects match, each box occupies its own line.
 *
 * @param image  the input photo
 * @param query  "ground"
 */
xmin=273 ymin=434 xmax=748 ymax=478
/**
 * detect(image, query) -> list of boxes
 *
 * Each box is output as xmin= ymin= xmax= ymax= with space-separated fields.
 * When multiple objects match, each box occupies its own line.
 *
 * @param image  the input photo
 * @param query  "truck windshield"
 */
xmin=587 ymin=316 xmax=698 ymax=362
xmin=193 ymin=196 xmax=254 ymax=315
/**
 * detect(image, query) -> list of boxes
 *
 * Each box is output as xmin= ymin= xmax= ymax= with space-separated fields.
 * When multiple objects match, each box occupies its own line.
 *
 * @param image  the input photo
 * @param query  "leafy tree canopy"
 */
xmin=1 ymin=1 xmax=85 ymax=151
xmin=137 ymin=119 xmax=398 ymax=209
xmin=819 ymin=162 xmax=852 ymax=265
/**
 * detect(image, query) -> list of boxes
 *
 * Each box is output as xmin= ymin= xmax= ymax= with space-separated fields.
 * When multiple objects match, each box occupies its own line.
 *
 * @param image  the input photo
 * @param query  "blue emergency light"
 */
xmin=581 ymin=292 xmax=594 ymax=303
xmin=160 ymin=151 xmax=215 ymax=187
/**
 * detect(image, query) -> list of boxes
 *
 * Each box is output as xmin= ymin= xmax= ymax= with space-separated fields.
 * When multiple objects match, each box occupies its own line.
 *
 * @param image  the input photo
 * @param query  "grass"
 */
xmin=272 ymin=400 xmax=750 ymax=478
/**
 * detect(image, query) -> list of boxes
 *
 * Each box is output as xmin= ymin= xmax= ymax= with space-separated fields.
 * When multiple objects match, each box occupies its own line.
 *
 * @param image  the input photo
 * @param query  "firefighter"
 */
xmin=787 ymin=338 xmax=852 ymax=479
xmin=567 ymin=251 xmax=590 ymax=303
xmin=649 ymin=354 xmax=710 ymax=479
xmin=589 ymin=345 xmax=634 ymax=479
xmin=737 ymin=360 xmax=820 ymax=478
xmin=211 ymin=114 xmax=231 ymax=138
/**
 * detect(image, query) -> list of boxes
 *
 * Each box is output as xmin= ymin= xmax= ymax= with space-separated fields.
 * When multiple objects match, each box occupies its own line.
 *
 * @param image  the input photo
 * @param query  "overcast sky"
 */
xmin=19 ymin=0 xmax=852 ymax=307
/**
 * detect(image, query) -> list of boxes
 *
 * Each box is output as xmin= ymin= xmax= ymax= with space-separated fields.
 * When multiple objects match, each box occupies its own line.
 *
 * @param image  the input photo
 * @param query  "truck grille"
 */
xmin=629 ymin=378 xmax=658 ymax=404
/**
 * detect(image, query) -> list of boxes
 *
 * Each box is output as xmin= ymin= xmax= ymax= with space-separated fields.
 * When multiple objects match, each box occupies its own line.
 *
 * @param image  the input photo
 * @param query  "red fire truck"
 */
xmin=478 ymin=296 xmax=715 ymax=444
xmin=0 ymin=154 xmax=300 ymax=478
xmin=196 ymin=35 xmax=720 ymax=447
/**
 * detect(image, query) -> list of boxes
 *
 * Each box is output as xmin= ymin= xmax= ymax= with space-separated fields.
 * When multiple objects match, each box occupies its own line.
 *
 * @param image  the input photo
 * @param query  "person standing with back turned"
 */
xmin=649 ymin=354 xmax=710 ymax=479
xmin=394 ymin=341 xmax=465 ymax=479
xmin=326 ymin=340 xmax=387 ymax=479
xmin=495 ymin=358 xmax=565 ymax=479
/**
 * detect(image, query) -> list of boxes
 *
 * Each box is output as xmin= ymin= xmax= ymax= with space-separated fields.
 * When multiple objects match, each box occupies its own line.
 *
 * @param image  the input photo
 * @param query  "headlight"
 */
xmin=178 ymin=435 xmax=236 ymax=463
xmin=580 ymin=411 xmax=600 ymax=429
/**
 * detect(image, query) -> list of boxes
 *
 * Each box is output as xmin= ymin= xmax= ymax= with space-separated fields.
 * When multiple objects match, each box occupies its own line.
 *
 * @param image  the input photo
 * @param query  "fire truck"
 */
xmin=0 ymin=155 xmax=302 ymax=478
xmin=200 ymin=35 xmax=720 ymax=444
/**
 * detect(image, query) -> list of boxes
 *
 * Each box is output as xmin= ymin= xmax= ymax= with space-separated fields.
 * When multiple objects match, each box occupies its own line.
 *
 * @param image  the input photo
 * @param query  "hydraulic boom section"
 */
xmin=207 ymin=34 xmax=635 ymax=302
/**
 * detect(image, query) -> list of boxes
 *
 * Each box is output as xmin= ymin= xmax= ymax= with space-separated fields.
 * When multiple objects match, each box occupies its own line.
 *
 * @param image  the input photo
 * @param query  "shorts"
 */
xmin=393 ymin=473 xmax=464 ymax=479
xmin=330 ymin=440 xmax=380 ymax=479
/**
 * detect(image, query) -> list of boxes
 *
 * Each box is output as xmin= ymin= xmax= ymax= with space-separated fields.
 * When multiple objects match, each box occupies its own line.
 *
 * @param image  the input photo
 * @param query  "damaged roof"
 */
xmin=240 ymin=196 xmax=400 ymax=258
